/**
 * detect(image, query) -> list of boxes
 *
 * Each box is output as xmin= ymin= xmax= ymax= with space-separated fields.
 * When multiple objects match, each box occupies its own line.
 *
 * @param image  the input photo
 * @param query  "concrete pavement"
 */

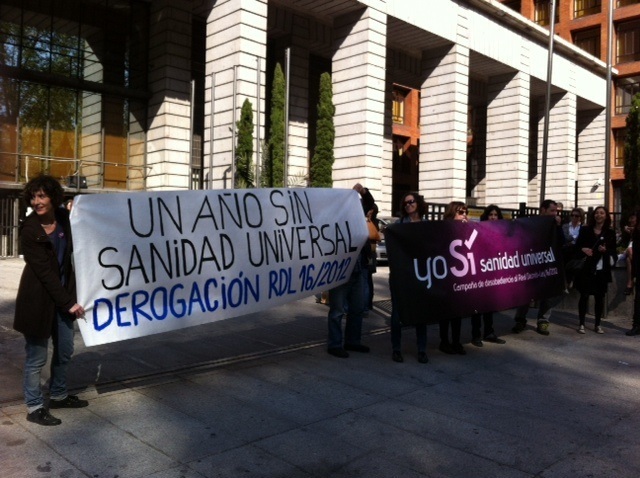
xmin=1 ymin=257 xmax=640 ymax=478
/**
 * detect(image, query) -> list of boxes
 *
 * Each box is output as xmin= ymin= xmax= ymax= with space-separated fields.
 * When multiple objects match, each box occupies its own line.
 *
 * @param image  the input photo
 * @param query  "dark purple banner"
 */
xmin=385 ymin=217 xmax=565 ymax=325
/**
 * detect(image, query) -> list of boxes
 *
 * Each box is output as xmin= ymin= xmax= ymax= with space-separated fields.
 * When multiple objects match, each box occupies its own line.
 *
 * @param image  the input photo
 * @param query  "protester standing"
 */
xmin=327 ymin=187 xmax=372 ymax=358
xmin=14 ymin=175 xmax=87 ymax=426
xmin=389 ymin=192 xmax=428 ymax=363
xmin=470 ymin=205 xmax=506 ymax=347
xmin=438 ymin=201 xmax=467 ymax=355
xmin=574 ymin=206 xmax=616 ymax=334
xmin=512 ymin=199 xmax=565 ymax=336
xmin=562 ymin=207 xmax=584 ymax=288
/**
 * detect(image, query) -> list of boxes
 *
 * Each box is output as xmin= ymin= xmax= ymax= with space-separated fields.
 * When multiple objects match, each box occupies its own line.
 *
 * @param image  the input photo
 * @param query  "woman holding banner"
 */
xmin=574 ymin=206 xmax=616 ymax=334
xmin=390 ymin=192 xmax=429 ymax=363
xmin=13 ymin=175 xmax=88 ymax=426
xmin=438 ymin=201 xmax=468 ymax=355
xmin=470 ymin=205 xmax=507 ymax=347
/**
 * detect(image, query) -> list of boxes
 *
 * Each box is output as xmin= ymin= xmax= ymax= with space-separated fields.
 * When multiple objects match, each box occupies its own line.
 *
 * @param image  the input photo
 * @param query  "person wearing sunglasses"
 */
xmin=562 ymin=208 xmax=584 ymax=289
xmin=389 ymin=192 xmax=429 ymax=363
xmin=438 ymin=201 xmax=468 ymax=355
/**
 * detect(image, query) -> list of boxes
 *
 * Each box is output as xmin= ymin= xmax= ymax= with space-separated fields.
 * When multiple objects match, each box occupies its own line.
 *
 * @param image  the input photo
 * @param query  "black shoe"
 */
xmin=625 ymin=287 xmax=633 ymax=296
xmin=625 ymin=326 xmax=640 ymax=336
xmin=344 ymin=343 xmax=370 ymax=353
xmin=439 ymin=342 xmax=456 ymax=354
xmin=49 ymin=395 xmax=89 ymax=409
xmin=328 ymin=347 xmax=349 ymax=358
xmin=536 ymin=322 xmax=550 ymax=336
xmin=483 ymin=333 xmax=506 ymax=344
xmin=418 ymin=352 xmax=429 ymax=364
xmin=392 ymin=351 xmax=404 ymax=363
xmin=512 ymin=321 xmax=527 ymax=333
xmin=452 ymin=343 xmax=466 ymax=355
xmin=26 ymin=408 xmax=61 ymax=426
xmin=471 ymin=338 xmax=483 ymax=347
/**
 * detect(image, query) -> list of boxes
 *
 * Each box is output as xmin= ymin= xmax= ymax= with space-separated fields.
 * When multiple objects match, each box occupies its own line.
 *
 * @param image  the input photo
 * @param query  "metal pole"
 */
xmin=284 ymin=47 xmax=290 ymax=187
xmin=256 ymin=56 xmax=262 ymax=186
xmin=232 ymin=65 xmax=237 ymax=188
xmin=189 ymin=79 xmax=195 ymax=189
xmin=604 ymin=0 xmax=614 ymax=210
xmin=540 ymin=0 xmax=557 ymax=203
xmin=209 ymin=72 xmax=215 ymax=190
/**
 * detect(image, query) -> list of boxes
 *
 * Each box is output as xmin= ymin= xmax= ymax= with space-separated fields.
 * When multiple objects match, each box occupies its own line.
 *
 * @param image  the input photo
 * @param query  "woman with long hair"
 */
xmin=470 ymin=205 xmax=506 ymax=347
xmin=390 ymin=192 xmax=429 ymax=363
xmin=438 ymin=201 xmax=467 ymax=355
xmin=574 ymin=206 xmax=616 ymax=334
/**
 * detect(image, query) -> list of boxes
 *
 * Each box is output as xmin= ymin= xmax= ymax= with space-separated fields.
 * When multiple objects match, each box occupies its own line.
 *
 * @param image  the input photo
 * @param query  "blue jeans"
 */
xmin=327 ymin=261 xmax=365 ymax=349
xmin=23 ymin=312 xmax=75 ymax=412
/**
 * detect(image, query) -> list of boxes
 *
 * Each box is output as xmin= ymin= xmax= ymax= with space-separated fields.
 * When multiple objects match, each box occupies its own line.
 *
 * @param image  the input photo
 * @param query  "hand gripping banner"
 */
xmin=70 ymin=188 xmax=368 ymax=346
xmin=385 ymin=217 xmax=565 ymax=325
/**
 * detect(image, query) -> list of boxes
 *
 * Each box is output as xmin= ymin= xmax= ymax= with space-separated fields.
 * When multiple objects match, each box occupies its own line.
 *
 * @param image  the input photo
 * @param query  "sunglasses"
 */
xmin=456 ymin=209 xmax=468 ymax=215
xmin=403 ymin=199 xmax=416 ymax=206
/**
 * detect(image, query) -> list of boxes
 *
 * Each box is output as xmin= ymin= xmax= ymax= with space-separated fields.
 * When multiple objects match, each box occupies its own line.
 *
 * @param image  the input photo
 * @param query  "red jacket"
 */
xmin=13 ymin=208 xmax=77 ymax=338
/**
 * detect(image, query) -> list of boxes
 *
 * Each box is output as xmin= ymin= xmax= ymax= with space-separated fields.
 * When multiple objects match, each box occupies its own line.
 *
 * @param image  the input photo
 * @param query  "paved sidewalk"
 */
xmin=1 ymin=258 xmax=640 ymax=478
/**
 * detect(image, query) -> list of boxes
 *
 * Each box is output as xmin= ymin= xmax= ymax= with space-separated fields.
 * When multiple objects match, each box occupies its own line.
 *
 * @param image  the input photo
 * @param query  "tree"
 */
xmin=235 ymin=98 xmax=254 ymax=188
xmin=263 ymin=62 xmax=285 ymax=187
xmin=309 ymin=72 xmax=335 ymax=187
xmin=623 ymin=93 xmax=640 ymax=218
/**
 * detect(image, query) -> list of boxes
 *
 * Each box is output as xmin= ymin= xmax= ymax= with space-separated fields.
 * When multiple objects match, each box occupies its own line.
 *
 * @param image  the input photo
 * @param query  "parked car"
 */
xmin=375 ymin=216 xmax=395 ymax=264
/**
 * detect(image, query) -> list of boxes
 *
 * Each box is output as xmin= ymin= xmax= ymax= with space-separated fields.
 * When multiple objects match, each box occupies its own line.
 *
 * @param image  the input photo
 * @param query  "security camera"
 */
xmin=595 ymin=178 xmax=604 ymax=187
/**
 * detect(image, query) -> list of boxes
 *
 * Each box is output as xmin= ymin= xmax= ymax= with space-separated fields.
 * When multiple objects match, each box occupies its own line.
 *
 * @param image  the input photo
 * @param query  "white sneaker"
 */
xmin=595 ymin=326 xmax=604 ymax=334
xmin=578 ymin=325 xmax=585 ymax=334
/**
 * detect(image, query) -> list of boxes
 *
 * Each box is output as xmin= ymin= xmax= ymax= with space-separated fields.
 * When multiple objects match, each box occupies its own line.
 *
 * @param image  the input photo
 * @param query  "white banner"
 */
xmin=71 ymin=188 xmax=367 ymax=346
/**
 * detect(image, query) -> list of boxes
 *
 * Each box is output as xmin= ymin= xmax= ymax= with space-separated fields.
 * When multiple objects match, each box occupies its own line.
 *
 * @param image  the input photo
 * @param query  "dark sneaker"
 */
xmin=328 ymin=347 xmax=349 ymax=358
xmin=417 ymin=352 xmax=429 ymax=364
xmin=452 ymin=343 xmax=466 ymax=355
xmin=625 ymin=326 xmax=640 ymax=336
xmin=536 ymin=322 xmax=550 ymax=336
xmin=471 ymin=338 xmax=483 ymax=347
xmin=49 ymin=395 xmax=89 ymax=409
xmin=483 ymin=333 xmax=506 ymax=344
xmin=439 ymin=342 xmax=456 ymax=354
xmin=27 ymin=408 xmax=61 ymax=426
xmin=392 ymin=351 xmax=404 ymax=363
xmin=344 ymin=343 xmax=370 ymax=353
xmin=512 ymin=321 xmax=527 ymax=333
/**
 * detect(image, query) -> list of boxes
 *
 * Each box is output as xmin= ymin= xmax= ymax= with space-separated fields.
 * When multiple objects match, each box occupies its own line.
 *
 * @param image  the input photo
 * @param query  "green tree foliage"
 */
xmin=623 ymin=93 xmax=640 ymax=218
xmin=235 ymin=98 xmax=254 ymax=188
xmin=310 ymin=72 xmax=335 ymax=187
xmin=264 ymin=62 xmax=285 ymax=187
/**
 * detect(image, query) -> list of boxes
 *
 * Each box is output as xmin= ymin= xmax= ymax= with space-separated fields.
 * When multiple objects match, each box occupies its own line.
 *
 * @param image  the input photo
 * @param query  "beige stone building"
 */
xmin=0 ymin=0 xmax=609 ymax=255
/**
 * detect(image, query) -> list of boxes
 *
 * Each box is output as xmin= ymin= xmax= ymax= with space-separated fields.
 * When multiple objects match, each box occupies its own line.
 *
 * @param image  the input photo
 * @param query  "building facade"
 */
xmin=498 ymin=0 xmax=640 ymax=213
xmin=0 ymin=0 xmax=609 ymax=256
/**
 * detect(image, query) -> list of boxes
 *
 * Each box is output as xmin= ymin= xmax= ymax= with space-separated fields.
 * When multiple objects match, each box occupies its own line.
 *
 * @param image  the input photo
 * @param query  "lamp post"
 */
xmin=540 ymin=0 xmax=557 ymax=204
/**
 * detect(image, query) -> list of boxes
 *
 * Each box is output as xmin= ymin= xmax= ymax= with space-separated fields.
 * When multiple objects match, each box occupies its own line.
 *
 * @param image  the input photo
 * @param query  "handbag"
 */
xmin=367 ymin=219 xmax=380 ymax=242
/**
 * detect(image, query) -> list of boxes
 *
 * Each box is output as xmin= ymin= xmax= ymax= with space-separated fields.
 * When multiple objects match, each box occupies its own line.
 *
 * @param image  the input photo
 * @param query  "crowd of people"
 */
xmin=326 ymin=185 xmax=640 ymax=366
xmin=12 ymin=175 xmax=640 ymax=427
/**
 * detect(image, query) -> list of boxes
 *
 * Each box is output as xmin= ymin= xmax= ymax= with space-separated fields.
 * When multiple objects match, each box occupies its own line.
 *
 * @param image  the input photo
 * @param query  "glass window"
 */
xmin=535 ymin=0 xmax=559 ymax=26
xmin=574 ymin=28 xmax=601 ymax=58
xmin=617 ymin=19 xmax=640 ymax=64
xmin=0 ymin=0 xmax=149 ymax=190
xmin=574 ymin=0 xmax=601 ymax=18
xmin=615 ymin=76 xmax=640 ymax=114
xmin=392 ymin=88 xmax=406 ymax=125
xmin=615 ymin=128 xmax=627 ymax=167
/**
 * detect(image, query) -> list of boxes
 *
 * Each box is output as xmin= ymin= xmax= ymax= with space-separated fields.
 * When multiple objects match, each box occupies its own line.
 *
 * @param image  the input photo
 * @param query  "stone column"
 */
xmin=420 ymin=43 xmax=469 ymax=203
xmin=146 ymin=0 xmax=193 ymax=190
xmin=206 ymin=0 xmax=267 ymax=189
xmin=331 ymin=7 xmax=387 ymax=195
xmin=485 ymin=71 xmax=531 ymax=208
xmin=540 ymin=92 xmax=577 ymax=205
xmin=577 ymin=108 xmax=606 ymax=207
